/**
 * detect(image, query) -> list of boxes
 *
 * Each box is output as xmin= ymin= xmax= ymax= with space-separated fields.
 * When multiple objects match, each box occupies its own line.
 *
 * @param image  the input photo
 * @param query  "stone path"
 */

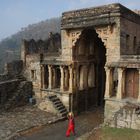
xmin=0 ymin=105 xmax=56 ymax=140
xmin=15 ymin=107 xmax=104 ymax=140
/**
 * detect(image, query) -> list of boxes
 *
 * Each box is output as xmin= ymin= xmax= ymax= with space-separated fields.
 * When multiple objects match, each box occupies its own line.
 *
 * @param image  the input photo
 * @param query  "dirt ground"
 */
xmin=15 ymin=107 xmax=104 ymax=140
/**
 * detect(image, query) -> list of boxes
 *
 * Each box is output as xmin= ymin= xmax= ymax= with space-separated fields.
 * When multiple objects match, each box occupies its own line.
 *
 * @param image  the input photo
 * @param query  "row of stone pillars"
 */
xmin=105 ymin=67 xmax=140 ymax=101
xmin=41 ymin=65 xmax=74 ymax=92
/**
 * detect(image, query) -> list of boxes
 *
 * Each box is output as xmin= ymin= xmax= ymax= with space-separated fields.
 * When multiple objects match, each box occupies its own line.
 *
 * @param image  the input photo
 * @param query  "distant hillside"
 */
xmin=0 ymin=17 xmax=61 ymax=73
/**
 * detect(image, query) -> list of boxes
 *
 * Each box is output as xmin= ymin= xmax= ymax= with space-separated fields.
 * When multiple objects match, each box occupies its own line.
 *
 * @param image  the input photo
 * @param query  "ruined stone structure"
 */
xmin=21 ymin=3 xmax=140 ymax=129
xmin=0 ymin=60 xmax=33 ymax=110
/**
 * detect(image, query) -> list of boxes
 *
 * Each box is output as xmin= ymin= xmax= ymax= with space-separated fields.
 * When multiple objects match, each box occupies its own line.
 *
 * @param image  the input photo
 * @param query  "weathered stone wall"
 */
xmin=120 ymin=16 xmax=140 ymax=55
xmin=0 ymin=57 xmax=33 ymax=108
xmin=24 ymin=54 xmax=41 ymax=92
xmin=0 ymin=79 xmax=19 ymax=104
xmin=5 ymin=60 xmax=23 ymax=76
xmin=21 ymin=33 xmax=62 ymax=99
xmin=21 ymin=33 xmax=61 ymax=56
xmin=97 ymin=17 xmax=120 ymax=63
xmin=6 ymin=81 xmax=33 ymax=108
xmin=0 ymin=74 xmax=13 ymax=81
xmin=61 ymin=30 xmax=74 ymax=61
xmin=104 ymin=99 xmax=140 ymax=130
xmin=0 ymin=80 xmax=33 ymax=109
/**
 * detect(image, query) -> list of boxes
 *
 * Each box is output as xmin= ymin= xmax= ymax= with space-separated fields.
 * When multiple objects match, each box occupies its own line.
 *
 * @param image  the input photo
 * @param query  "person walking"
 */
xmin=66 ymin=112 xmax=75 ymax=137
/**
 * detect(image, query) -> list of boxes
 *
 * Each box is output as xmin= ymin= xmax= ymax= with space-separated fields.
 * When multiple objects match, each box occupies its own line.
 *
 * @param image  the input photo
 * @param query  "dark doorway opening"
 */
xmin=45 ymin=65 xmax=49 ymax=88
xmin=55 ymin=66 xmax=61 ymax=88
xmin=75 ymin=28 xmax=106 ymax=112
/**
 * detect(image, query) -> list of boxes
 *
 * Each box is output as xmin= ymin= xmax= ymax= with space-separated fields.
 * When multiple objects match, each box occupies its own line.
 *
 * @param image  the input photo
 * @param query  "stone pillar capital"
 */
xmin=60 ymin=65 xmax=65 ymax=69
xmin=48 ymin=65 xmax=53 ymax=69
xmin=117 ymin=67 xmax=125 ymax=73
xmin=104 ymin=66 xmax=113 ymax=72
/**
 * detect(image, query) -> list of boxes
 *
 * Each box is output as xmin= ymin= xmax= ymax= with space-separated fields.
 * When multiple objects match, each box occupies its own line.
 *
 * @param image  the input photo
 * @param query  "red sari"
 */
xmin=66 ymin=116 xmax=75 ymax=137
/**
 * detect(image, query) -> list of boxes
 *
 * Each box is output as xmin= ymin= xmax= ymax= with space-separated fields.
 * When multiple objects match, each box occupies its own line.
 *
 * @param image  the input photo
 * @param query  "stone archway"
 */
xmin=73 ymin=28 xmax=106 ymax=111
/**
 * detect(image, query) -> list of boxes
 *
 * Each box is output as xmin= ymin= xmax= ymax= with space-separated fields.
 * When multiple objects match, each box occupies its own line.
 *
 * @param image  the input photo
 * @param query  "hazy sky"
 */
xmin=0 ymin=0 xmax=139 ymax=40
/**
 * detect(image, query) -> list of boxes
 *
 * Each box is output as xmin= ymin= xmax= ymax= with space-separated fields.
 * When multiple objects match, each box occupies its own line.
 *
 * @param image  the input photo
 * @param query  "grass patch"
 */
xmin=89 ymin=127 xmax=140 ymax=140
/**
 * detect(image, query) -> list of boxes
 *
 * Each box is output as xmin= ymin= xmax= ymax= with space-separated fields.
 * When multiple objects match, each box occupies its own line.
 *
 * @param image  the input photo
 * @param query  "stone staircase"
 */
xmin=47 ymin=94 xmax=68 ymax=118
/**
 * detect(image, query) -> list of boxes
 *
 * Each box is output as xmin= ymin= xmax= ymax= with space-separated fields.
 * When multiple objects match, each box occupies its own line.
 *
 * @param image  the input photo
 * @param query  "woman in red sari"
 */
xmin=66 ymin=112 xmax=75 ymax=137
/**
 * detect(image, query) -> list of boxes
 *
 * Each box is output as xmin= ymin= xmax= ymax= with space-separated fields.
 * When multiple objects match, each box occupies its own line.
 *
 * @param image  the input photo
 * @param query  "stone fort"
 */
xmin=0 ymin=3 xmax=140 ymax=129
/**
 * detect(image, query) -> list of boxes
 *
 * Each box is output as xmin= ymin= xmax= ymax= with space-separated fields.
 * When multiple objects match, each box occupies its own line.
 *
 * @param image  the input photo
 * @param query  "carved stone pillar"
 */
xmin=43 ymin=65 xmax=46 ymax=89
xmin=69 ymin=66 xmax=73 ymax=92
xmin=137 ymin=69 xmax=140 ymax=101
xmin=60 ymin=66 xmax=65 ymax=91
xmin=117 ymin=68 xmax=125 ymax=99
xmin=48 ymin=65 xmax=53 ymax=89
xmin=52 ymin=68 xmax=56 ymax=88
xmin=65 ymin=68 xmax=69 ymax=90
xmin=84 ymin=66 xmax=88 ymax=89
xmin=104 ymin=67 xmax=113 ymax=98
xmin=41 ymin=65 xmax=45 ymax=89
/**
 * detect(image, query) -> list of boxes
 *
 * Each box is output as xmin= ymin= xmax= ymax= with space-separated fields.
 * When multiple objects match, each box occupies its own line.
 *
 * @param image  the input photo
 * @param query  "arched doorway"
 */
xmin=74 ymin=28 xmax=106 ymax=111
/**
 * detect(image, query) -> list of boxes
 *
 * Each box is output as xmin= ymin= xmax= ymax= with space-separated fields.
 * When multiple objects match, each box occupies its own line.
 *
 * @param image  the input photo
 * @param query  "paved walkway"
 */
xmin=16 ymin=107 xmax=104 ymax=140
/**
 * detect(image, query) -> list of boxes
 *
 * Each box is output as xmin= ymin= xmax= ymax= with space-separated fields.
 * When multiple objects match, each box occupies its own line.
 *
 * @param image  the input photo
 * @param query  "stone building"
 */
xmin=21 ymin=3 xmax=140 ymax=129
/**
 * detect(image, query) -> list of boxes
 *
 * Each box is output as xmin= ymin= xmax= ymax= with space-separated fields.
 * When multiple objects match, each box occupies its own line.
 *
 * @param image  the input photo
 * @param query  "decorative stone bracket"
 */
xmin=95 ymin=25 xmax=112 ymax=46
xmin=70 ymin=30 xmax=82 ymax=47
xmin=69 ymin=25 xmax=113 ymax=47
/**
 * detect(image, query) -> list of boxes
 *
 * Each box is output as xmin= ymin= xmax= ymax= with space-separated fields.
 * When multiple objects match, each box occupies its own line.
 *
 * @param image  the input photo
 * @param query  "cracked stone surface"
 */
xmin=0 ymin=105 xmax=56 ymax=140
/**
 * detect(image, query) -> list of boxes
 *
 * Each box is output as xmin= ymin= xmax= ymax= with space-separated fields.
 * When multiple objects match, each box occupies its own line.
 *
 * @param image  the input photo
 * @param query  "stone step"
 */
xmin=47 ymin=94 xmax=68 ymax=117
xmin=61 ymin=111 xmax=68 ymax=117
xmin=54 ymin=102 xmax=63 ymax=108
xmin=59 ymin=108 xmax=67 ymax=113
xmin=53 ymin=100 xmax=61 ymax=105
xmin=56 ymin=105 xmax=65 ymax=110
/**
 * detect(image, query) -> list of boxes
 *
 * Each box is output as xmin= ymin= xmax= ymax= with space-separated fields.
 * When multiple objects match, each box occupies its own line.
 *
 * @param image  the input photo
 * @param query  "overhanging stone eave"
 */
xmin=41 ymin=60 xmax=72 ymax=66
xmin=106 ymin=61 xmax=140 ymax=68
xmin=61 ymin=20 xmax=116 ymax=30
